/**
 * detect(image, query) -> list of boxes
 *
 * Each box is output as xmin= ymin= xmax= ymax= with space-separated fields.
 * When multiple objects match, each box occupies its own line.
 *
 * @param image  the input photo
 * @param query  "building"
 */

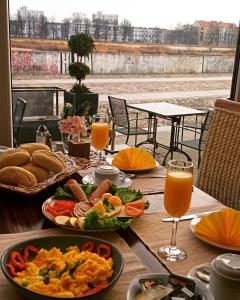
xmin=92 ymin=11 xmax=118 ymax=25
xmin=192 ymin=20 xmax=238 ymax=47
xmin=133 ymin=27 xmax=164 ymax=43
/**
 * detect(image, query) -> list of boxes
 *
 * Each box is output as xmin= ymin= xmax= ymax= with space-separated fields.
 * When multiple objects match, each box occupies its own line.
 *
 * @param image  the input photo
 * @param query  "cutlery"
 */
xmin=161 ymin=210 xmax=219 ymax=222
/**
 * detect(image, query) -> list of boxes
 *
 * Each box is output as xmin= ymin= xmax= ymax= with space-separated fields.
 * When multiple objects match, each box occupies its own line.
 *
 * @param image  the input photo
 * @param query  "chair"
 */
xmin=197 ymin=98 xmax=240 ymax=210
xmin=108 ymin=96 xmax=154 ymax=147
xmin=13 ymin=97 xmax=27 ymax=146
xmin=176 ymin=109 xmax=213 ymax=168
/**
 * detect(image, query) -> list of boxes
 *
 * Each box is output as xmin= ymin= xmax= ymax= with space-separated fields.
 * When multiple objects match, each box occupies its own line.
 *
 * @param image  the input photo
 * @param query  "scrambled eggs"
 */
xmin=14 ymin=245 xmax=113 ymax=298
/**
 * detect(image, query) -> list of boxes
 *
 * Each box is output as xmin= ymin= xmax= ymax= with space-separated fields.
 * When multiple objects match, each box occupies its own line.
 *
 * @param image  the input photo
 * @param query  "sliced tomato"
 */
xmin=125 ymin=205 xmax=144 ymax=218
xmin=82 ymin=285 xmax=107 ymax=296
xmin=126 ymin=199 xmax=145 ymax=210
xmin=82 ymin=241 xmax=94 ymax=252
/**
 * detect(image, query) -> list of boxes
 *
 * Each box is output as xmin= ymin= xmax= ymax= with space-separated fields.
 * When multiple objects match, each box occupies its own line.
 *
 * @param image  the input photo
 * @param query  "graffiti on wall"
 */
xmin=11 ymin=52 xmax=59 ymax=74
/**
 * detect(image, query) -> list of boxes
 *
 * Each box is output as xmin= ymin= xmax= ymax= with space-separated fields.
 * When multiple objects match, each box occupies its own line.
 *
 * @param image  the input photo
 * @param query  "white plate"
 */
xmin=190 ymin=217 xmax=240 ymax=252
xmin=106 ymin=156 xmax=159 ymax=172
xmin=82 ymin=173 xmax=132 ymax=188
xmin=127 ymin=273 xmax=214 ymax=300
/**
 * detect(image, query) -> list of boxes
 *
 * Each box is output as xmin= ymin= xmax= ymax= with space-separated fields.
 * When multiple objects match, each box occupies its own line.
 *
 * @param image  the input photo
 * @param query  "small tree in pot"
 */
xmin=64 ymin=33 xmax=98 ymax=119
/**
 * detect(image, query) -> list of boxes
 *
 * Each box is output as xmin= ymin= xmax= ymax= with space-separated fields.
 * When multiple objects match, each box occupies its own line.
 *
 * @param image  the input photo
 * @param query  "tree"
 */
xmin=93 ymin=18 xmax=102 ymax=41
xmin=120 ymin=19 xmax=133 ymax=42
xmin=68 ymin=33 xmax=95 ymax=92
xmin=61 ymin=18 xmax=70 ymax=40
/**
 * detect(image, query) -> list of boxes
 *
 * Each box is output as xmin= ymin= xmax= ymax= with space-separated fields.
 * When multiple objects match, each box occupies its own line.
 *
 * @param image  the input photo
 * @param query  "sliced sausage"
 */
xmin=88 ymin=179 xmax=112 ymax=203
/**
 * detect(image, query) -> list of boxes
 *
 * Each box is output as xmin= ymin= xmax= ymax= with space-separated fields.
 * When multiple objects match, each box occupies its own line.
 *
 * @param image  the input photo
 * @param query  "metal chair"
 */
xmin=197 ymin=98 xmax=240 ymax=210
xmin=177 ymin=109 xmax=213 ymax=168
xmin=108 ymin=96 xmax=154 ymax=147
xmin=13 ymin=97 xmax=27 ymax=146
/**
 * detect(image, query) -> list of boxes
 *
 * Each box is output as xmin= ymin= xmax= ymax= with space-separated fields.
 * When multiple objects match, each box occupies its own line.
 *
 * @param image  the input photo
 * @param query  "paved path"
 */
xmin=99 ymin=89 xmax=229 ymax=102
xmin=13 ymin=76 xmax=231 ymax=85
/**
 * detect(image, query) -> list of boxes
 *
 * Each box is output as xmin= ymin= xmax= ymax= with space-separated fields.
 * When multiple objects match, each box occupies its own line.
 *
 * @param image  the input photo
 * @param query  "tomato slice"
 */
xmin=126 ymin=200 xmax=145 ymax=210
xmin=96 ymin=243 xmax=111 ymax=259
xmin=82 ymin=241 xmax=94 ymax=252
xmin=82 ymin=285 xmax=107 ymax=296
xmin=125 ymin=205 xmax=144 ymax=218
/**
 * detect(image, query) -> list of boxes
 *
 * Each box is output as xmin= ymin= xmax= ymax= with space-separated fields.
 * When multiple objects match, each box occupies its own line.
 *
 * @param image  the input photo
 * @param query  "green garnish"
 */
xmin=39 ymin=269 xmax=48 ymax=276
xmin=21 ymin=281 xmax=29 ymax=288
xmin=43 ymin=276 xmax=50 ymax=284
xmin=84 ymin=210 xmax=133 ymax=230
xmin=54 ymin=186 xmax=74 ymax=200
xmin=115 ymin=188 xmax=142 ymax=204
xmin=81 ymin=183 xmax=97 ymax=196
xmin=69 ymin=259 xmax=82 ymax=277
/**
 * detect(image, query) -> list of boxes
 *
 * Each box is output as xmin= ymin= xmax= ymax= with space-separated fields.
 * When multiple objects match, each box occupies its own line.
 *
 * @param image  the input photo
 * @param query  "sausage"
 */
xmin=67 ymin=179 xmax=88 ymax=202
xmin=88 ymin=179 xmax=112 ymax=203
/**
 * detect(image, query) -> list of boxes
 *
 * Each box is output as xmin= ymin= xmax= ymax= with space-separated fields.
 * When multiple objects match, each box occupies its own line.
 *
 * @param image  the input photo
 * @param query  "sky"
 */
xmin=9 ymin=0 xmax=239 ymax=29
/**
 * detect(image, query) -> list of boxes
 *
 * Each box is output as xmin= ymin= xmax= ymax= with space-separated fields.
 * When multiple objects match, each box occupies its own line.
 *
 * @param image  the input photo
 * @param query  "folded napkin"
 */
xmin=195 ymin=208 xmax=240 ymax=247
xmin=112 ymin=148 xmax=156 ymax=170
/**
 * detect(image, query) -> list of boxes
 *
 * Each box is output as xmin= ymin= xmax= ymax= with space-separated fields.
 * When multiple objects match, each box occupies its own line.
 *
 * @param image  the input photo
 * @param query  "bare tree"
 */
xmin=93 ymin=18 xmax=102 ymax=40
xmin=61 ymin=18 xmax=70 ymax=39
xmin=120 ymin=19 xmax=133 ymax=42
xmin=16 ymin=11 xmax=25 ymax=37
xmin=84 ymin=18 xmax=91 ymax=34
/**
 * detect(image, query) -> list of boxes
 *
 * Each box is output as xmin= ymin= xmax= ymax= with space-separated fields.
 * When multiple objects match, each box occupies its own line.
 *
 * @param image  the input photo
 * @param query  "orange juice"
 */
xmin=91 ymin=123 xmax=109 ymax=150
xmin=164 ymin=171 xmax=193 ymax=218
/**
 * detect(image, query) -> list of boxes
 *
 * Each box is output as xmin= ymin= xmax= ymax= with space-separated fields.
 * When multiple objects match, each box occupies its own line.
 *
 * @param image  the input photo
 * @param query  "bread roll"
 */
xmin=32 ymin=150 xmax=65 ymax=173
xmin=21 ymin=162 xmax=50 ymax=182
xmin=0 ymin=149 xmax=30 ymax=169
xmin=19 ymin=143 xmax=51 ymax=155
xmin=0 ymin=166 xmax=37 ymax=187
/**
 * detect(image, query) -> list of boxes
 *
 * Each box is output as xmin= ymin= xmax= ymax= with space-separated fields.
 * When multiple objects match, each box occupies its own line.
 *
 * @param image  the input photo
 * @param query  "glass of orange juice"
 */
xmin=159 ymin=159 xmax=193 ymax=262
xmin=91 ymin=114 xmax=109 ymax=165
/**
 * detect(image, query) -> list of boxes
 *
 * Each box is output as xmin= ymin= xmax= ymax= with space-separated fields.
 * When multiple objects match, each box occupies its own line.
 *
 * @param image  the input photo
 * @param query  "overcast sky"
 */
xmin=9 ymin=0 xmax=239 ymax=29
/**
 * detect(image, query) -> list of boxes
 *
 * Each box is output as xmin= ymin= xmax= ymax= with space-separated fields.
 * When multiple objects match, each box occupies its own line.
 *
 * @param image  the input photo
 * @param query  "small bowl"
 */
xmin=1 ymin=235 xmax=124 ymax=300
xmin=127 ymin=273 xmax=214 ymax=300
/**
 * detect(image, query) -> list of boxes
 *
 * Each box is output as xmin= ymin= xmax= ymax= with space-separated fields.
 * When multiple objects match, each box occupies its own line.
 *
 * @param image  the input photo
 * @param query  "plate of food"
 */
xmin=107 ymin=147 xmax=158 ymax=172
xmin=190 ymin=208 xmax=240 ymax=252
xmin=1 ymin=235 xmax=123 ymax=300
xmin=42 ymin=178 xmax=149 ymax=231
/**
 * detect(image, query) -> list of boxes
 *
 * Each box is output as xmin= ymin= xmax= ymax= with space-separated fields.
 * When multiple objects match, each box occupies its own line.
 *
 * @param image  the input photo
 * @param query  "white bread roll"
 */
xmin=0 ymin=166 xmax=37 ymax=187
xmin=0 ymin=149 xmax=30 ymax=169
xmin=21 ymin=162 xmax=50 ymax=182
xmin=32 ymin=150 xmax=65 ymax=173
xmin=19 ymin=143 xmax=51 ymax=155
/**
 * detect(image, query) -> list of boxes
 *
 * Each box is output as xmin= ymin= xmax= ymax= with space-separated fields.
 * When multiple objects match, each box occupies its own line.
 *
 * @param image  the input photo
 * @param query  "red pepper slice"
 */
xmin=96 ymin=243 xmax=111 ymax=259
xmin=82 ymin=241 xmax=94 ymax=252
xmin=23 ymin=245 xmax=39 ymax=262
xmin=7 ymin=263 xmax=17 ymax=277
xmin=9 ymin=251 xmax=25 ymax=270
xmin=82 ymin=285 xmax=107 ymax=296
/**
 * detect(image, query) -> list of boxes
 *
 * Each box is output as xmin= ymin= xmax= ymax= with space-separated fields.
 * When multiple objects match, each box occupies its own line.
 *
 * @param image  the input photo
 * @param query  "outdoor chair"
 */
xmin=108 ymin=96 xmax=155 ymax=147
xmin=197 ymin=98 xmax=240 ymax=210
xmin=13 ymin=97 xmax=27 ymax=146
xmin=176 ymin=109 xmax=213 ymax=168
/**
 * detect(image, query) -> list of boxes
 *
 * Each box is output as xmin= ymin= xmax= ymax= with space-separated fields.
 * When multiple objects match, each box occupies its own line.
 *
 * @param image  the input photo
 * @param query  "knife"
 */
xmin=161 ymin=210 xmax=219 ymax=222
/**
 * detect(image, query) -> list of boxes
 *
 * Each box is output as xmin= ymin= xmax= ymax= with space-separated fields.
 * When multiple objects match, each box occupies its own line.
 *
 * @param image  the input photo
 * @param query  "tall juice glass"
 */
xmin=159 ymin=160 xmax=193 ymax=261
xmin=91 ymin=114 xmax=109 ymax=165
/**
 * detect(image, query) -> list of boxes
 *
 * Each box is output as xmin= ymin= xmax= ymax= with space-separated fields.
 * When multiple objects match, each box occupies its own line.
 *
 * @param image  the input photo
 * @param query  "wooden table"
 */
xmin=127 ymin=102 xmax=205 ymax=164
xmin=0 ymin=164 xmax=229 ymax=299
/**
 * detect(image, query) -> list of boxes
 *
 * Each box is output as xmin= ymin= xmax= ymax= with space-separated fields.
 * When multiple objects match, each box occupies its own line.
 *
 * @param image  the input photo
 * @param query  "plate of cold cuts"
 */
xmin=42 ymin=178 xmax=149 ymax=232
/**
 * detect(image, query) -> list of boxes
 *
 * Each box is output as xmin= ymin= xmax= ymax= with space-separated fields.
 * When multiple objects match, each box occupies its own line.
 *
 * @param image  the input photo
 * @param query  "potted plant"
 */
xmin=64 ymin=33 xmax=98 ymax=121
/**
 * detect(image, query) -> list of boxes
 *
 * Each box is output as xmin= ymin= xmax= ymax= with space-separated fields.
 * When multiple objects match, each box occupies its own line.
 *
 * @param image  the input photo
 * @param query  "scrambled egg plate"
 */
xmin=14 ymin=246 xmax=113 ymax=298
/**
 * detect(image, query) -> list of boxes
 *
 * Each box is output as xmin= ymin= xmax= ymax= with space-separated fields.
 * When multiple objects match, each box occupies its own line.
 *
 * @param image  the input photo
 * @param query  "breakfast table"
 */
xmin=0 ymin=155 xmax=234 ymax=299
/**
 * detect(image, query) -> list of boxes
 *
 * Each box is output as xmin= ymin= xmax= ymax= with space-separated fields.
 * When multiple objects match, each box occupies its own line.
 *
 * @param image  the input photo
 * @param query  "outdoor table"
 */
xmin=127 ymin=102 xmax=206 ymax=164
xmin=0 ymin=162 xmax=230 ymax=299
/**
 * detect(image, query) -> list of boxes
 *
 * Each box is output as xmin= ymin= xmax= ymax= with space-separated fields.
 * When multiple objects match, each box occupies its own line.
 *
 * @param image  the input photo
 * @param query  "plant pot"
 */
xmin=64 ymin=91 xmax=98 ymax=118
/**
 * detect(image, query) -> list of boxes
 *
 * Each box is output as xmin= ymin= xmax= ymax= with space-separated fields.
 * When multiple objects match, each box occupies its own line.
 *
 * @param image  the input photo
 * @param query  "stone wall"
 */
xmin=11 ymin=50 xmax=234 ymax=75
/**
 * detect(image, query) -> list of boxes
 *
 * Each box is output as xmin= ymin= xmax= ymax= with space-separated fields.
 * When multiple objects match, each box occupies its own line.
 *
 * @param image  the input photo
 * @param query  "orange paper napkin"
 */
xmin=112 ymin=148 xmax=156 ymax=171
xmin=195 ymin=208 xmax=240 ymax=247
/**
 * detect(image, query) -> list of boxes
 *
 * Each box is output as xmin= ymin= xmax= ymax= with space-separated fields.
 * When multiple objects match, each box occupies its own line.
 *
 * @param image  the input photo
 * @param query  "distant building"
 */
xmin=133 ymin=27 xmax=164 ymax=43
xmin=17 ymin=5 xmax=44 ymax=20
xmin=192 ymin=20 xmax=238 ymax=47
xmin=92 ymin=11 xmax=118 ymax=25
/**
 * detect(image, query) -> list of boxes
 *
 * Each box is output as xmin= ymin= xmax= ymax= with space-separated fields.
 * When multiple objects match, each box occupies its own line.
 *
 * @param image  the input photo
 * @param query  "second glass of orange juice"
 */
xmin=159 ymin=160 xmax=193 ymax=261
xmin=91 ymin=114 xmax=109 ymax=165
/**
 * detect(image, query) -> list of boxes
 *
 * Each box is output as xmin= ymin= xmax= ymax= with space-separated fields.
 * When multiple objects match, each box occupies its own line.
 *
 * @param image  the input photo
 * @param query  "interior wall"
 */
xmin=0 ymin=0 xmax=13 ymax=147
